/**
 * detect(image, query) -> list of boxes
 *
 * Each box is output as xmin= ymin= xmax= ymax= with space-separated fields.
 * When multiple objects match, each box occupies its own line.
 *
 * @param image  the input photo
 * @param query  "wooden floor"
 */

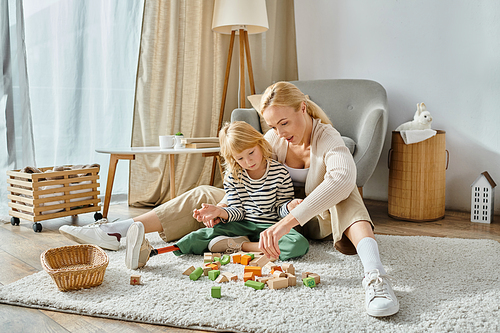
xmin=1 ymin=200 xmax=499 ymax=332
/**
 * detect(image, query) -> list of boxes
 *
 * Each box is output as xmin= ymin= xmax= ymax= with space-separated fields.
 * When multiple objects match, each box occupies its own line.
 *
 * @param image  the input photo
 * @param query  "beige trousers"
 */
xmin=153 ymin=185 xmax=372 ymax=255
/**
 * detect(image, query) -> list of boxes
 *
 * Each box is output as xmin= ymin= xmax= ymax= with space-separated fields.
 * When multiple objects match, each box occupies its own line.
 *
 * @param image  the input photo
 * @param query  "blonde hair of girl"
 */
xmin=259 ymin=81 xmax=332 ymax=126
xmin=219 ymin=121 xmax=273 ymax=182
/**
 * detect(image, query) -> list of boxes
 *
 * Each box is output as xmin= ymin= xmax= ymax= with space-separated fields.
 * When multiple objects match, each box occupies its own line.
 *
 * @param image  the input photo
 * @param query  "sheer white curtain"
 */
xmin=0 ymin=0 xmax=143 ymax=218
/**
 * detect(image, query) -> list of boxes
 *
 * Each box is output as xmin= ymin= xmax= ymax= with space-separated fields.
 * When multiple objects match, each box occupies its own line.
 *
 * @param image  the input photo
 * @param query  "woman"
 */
xmin=60 ymin=81 xmax=398 ymax=317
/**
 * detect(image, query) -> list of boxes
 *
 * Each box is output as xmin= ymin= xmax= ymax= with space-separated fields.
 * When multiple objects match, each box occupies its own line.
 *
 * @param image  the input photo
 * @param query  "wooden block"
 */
xmin=215 ymin=274 xmax=229 ymax=283
xmin=204 ymin=253 xmax=213 ymax=263
xmin=282 ymin=263 xmax=295 ymax=275
xmin=245 ymin=253 xmax=255 ymax=260
xmin=273 ymin=271 xmax=286 ymax=278
xmin=221 ymin=254 xmax=230 ymax=265
xmin=286 ymin=273 xmax=296 ymax=286
xmin=302 ymin=272 xmax=311 ymax=279
xmin=265 ymin=262 xmax=278 ymax=270
xmin=256 ymin=276 xmax=273 ymax=284
xmin=222 ymin=272 xmax=238 ymax=281
xmin=189 ymin=267 xmax=203 ymax=281
xmin=303 ymin=276 xmax=316 ymax=288
xmin=202 ymin=267 xmax=211 ymax=276
xmin=245 ymin=280 xmax=265 ymax=290
xmin=214 ymin=261 xmax=222 ymax=269
xmin=211 ymin=252 xmax=222 ymax=258
xmin=130 ymin=274 xmax=141 ymax=285
xmin=207 ymin=263 xmax=218 ymax=270
xmin=232 ymin=254 xmax=241 ymax=264
xmin=213 ymin=256 xmax=221 ymax=263
xmin=271 ymin=266 xmax=283 ymax=274
xmin=244 ymin=266 xmax=262 ymax=277
xmin=183 ymin=266 xmax=196 ymax=276
xmin=208 ymin=270 xmax=220 ymax=281
xmin=254 ymin=255 xmax=270 ymax=267
xmin=243 ymin=271 xmax=255 ymax=282
xmin=211 ymin=286 xmax=221 ymax=298
xmin=241 ymin=255 xmax=252 ymax=265
xmin=309 ymin=273 xmax=320 ymax=284
xmin=267 ymin=277 xmax=288 ymax=290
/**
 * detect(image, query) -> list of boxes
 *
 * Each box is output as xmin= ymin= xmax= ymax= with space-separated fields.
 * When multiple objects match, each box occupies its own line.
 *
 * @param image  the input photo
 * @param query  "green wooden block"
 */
xmin=208 ymin=269 xmax=220 ymax=281
xmin=213 ymin=256 xmax=221 ymax=263
xmin=221 ymin=254 xmax=230 ymax=265
xmin=245 ymin=280 xmax=265 ymax=290
xmin=303 ymin=276 xmax=316 ymax=288
xmin=211 ymin=286 xmax=221 ymax=298
xmin=189 ymin=267 xmax=203 ymax=281
xmin=245 ymin=253 xmax=255 ymax=260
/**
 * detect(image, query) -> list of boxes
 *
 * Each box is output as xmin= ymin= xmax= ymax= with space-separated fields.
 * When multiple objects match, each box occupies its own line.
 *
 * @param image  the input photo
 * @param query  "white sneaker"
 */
xmin=362 ymin=269 xmax=399 ymax=317
xmin=208 ymin=236 xmax=250 ymax=253
xmin=59 ymin=219 xmax=120 ymax=251
xmin=125 ymin=222 xmax=153 ymax=270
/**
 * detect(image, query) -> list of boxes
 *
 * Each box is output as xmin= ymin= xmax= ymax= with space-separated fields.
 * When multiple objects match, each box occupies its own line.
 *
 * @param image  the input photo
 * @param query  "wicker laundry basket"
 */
xmin=41 ymin=244 xmax=109 ymax=292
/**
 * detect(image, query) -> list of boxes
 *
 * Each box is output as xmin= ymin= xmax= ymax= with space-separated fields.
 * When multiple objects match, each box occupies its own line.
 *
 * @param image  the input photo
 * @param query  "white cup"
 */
xmin=159 ymin=135 xmax=175 ymax=149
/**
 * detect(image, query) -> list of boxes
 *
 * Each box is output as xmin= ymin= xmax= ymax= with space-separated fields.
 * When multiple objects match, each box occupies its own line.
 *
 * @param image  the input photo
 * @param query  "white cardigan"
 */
xmin=264 ymin=118 xmax=357 ymax=226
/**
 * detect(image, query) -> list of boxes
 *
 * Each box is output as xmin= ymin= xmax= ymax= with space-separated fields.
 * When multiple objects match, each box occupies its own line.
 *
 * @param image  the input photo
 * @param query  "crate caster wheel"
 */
xmin=11 ymin=217 xmax=20 ymax=226
xmin=33 ymin=222 xmax=42 ymax=233
xmin=94 ymin=212 xmax=103 ymax=221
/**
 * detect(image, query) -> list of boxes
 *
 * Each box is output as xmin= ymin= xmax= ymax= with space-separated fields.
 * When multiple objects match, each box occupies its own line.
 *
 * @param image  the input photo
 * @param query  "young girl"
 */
xmin=125 ymin=121 xmax=308 ymax=269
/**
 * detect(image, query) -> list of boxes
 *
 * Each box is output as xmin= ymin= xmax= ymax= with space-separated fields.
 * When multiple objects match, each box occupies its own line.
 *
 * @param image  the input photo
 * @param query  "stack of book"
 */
xmin=181 ymin=137 xmax=220 ymax=148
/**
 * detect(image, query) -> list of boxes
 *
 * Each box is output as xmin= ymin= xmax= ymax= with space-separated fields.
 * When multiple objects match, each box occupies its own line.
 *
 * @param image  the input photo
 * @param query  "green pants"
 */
xmin=174 ymin=220 xmax=309 ymax=261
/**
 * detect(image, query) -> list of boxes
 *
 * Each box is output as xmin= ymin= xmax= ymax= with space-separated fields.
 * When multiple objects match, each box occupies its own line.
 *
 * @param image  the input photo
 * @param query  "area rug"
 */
xmin=1 ymin=233 xmax=500 ymax=333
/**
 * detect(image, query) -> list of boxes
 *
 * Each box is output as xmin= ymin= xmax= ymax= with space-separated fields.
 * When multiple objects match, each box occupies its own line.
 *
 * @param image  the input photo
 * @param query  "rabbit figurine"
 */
xmin=395 ymin=103 xmax=433 ymax=131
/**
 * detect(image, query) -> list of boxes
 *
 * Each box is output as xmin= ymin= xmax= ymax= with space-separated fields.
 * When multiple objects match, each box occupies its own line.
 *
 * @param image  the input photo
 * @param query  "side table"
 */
xmin=96 ymin=147 xmax=221 ymax=218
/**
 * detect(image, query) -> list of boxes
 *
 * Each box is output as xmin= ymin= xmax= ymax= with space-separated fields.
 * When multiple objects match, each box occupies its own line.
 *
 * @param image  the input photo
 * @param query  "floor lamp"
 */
xmin=210 ymin=0 xmax=269 ymax=184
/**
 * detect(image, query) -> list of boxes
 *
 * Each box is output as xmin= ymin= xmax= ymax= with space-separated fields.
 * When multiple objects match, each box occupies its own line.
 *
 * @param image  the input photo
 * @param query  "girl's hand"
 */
xmin=259 ymin=215 xmax=299 ymax=259
xmin=287 ymin=199 xmax=303 ymax=211
xmin=193 ymin=203 xmax=223 ymax=228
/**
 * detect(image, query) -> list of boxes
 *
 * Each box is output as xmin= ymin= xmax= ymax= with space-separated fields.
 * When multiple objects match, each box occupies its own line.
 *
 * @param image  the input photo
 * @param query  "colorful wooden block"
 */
xmin=303 ymin=276 xmax=316 ymax=288
xmin=223 ymin=272 xmax=238 ymax=281
xmin=213 ymin=256 xmax=221 ymax=263
xmin=254 ymin=255 xmax=270 ymax=267
xmin=232 ymin=253 xmax=241 ymax=264
xmin=215 ymin=274 xmax=229 ymax=283
xmin=208 ymin=269 xmax=221 ymax=281
xmin=309 ymin=273 xmax=321 ymax=284
xmin=130 ymin=274 xmax=141 ymax=285
xmin=211 ymin=286 xmax=221 ymax=298
xmin=189 ymin=267 xmax=203 ymax=281
xmin=267 ymin=277 xmax=288 ymax=290
xmin=245 ymin=253 xmax=255 ymax=260
xmin=245 ymin=280 xmax=265 ymax=290
xmin=241 ymin=255 xmax=252 ymax=265
xmin=282 ymin=263 xmax=295 ymax=275
xmin=207 ymin=263 xmax=218 ymax=270
xmin=221 ymin=254 xmax=230 ymax=265
xmin=243 ymin=271 xmax=255 ymax=282
xmin=183 ymin=266 xmax=196 ymax=275
xmin=286 ymin=273 xmax=296 ymax=286
xmin=271 ymin=266 xmax=283 ymax=274
xmin=244 ymin=266 xmax=262 ymax=277
xmin=272 ymin=271 xmax=286 ymax=278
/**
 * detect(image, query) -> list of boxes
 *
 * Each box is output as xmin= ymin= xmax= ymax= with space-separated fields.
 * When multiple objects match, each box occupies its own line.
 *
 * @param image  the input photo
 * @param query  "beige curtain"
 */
xmin=129 ymin=0 xmax=298 ymax=207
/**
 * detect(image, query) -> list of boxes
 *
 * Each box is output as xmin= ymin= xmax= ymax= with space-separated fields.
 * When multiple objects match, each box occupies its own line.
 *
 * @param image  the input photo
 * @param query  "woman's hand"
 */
xmin=287 ymin=199 xmax=303 ymax=211
xmin=259 ymin=214 xmax=300 ymax=259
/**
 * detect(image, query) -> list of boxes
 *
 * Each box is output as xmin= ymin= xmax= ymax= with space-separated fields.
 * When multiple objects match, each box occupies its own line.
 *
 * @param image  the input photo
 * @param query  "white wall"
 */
xmin=294 ymin=0 xmax=500 ymax=214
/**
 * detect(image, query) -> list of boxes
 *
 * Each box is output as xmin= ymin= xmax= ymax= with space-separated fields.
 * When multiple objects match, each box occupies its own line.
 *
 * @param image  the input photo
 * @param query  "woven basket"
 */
xmin=41 ymin=244 xmax=109 ymax=292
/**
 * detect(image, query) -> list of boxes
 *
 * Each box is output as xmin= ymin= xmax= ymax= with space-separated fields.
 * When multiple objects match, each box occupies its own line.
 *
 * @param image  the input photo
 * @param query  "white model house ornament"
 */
xmin=471 ymin=171 xmax=496 ymax=223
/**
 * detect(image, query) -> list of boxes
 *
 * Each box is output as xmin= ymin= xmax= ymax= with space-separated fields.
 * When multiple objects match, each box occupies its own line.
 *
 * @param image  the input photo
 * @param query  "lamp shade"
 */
xmin=212 ymin=0 xmax=269 ymax=35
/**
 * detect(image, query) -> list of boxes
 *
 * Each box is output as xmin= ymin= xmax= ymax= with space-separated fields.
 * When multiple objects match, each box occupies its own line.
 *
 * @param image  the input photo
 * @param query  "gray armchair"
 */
xmin=230 ymin=79 xmax=388 ymax=190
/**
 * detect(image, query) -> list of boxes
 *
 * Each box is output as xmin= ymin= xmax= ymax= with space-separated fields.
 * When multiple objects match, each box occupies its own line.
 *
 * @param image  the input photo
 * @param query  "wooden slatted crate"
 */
xmin=7 ymin=166 xmax=101 ymax=225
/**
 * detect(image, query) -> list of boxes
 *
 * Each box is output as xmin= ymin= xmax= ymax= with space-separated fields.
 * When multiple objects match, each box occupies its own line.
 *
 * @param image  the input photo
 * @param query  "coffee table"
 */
xmin=96 ymin=146 xmax=220 ymax=218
